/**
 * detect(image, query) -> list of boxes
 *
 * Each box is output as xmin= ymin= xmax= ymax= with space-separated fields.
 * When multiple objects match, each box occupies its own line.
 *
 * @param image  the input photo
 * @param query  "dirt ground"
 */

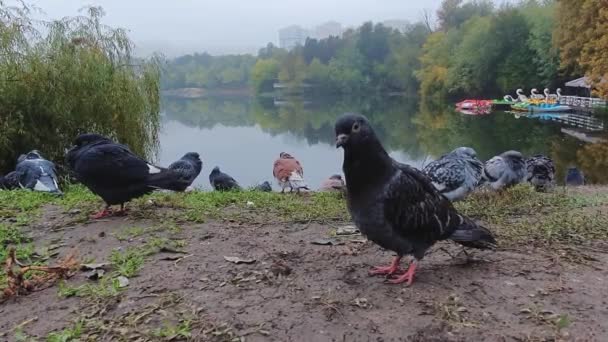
xmin=1 ymin=196 xmax=607 ymax=342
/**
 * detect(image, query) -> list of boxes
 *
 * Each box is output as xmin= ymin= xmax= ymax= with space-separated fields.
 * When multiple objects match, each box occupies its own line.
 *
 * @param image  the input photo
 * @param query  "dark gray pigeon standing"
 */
xmin=253 ymin=181 xmax=272 ymax=192
xmin=565 ymin=167 xmax=585 ymax=186
xmin=423 ymin=147 xmax=483 ymax=201
xmin=0 ymin=171 xmax=21 ymax=190
xmin=167 ymin=152 xmax=203 ymax=191
xmin=14 ymin=150 xmax=62 ymax=194
xmin=335 ymin=113 xmax=496 ymax=286
xmin=525 ymin=155 xmax=555 ymax=191
xmin=481 ymin=150 xmax=526 ymax=190
xmin=66 ymin=133 xmax=187 ymax=219
xmin=209 ymin=166 xmax=241 ymax=191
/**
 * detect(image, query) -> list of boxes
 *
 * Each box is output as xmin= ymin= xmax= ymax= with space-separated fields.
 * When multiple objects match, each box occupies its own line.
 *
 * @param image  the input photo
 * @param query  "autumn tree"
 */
xmin=554 ymin=0 xmax=608 ymax=98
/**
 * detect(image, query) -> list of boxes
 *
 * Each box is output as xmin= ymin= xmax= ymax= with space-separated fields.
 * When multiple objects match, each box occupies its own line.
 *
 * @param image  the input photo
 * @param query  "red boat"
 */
xmin=456 ymin=99 xmax=493 ymax=109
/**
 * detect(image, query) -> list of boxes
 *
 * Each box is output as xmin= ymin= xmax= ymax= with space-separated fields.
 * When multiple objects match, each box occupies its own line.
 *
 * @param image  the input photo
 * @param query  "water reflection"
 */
xmin=159 ymin=95 xmax=608 ymax=188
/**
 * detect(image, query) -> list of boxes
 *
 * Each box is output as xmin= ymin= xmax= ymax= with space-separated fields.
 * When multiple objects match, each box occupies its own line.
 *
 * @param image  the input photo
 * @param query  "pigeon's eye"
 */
xmin=352 ymin=122 xmax=360 ymax=132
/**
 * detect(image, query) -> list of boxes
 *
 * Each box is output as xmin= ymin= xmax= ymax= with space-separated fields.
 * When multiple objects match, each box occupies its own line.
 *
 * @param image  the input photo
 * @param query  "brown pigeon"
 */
xmin=320 ymin=174 xmax=345 ymax=192
xmin=273 ymin=152 xmax=309 ymax=193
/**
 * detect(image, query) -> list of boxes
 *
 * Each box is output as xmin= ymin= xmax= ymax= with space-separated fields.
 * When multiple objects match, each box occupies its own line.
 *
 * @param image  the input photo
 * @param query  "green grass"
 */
xmin=46 ymin=320 xmax=84 ymax=342
xmin=455 ymin=185 xmax=608 ymax=245
xmin=152 ymin=320 xmax=192 ymax=339
xmin=110 ymin=249 xmax=145 ymax=278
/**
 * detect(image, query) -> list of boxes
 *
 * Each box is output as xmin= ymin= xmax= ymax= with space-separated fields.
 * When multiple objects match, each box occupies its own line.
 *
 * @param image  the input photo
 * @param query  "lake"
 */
xmin=158 ymin=95 xmax=608 ymax=189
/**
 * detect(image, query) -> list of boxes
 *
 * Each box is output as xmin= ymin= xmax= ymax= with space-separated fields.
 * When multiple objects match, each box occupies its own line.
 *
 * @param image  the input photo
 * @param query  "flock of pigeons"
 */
xmin=423 ymin=148 xmax=585 ymax=202
xmin=0 ymin=114 xmax=589 ymax=285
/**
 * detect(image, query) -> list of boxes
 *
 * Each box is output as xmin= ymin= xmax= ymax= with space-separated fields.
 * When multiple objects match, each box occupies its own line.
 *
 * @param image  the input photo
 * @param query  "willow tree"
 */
xmin=0 ymin=3 xmax=160 ymax=173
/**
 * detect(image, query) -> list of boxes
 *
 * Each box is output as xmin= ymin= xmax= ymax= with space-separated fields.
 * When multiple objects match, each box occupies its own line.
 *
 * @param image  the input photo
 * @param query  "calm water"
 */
xmin=158 ymin=95 xmax=608 ymax=189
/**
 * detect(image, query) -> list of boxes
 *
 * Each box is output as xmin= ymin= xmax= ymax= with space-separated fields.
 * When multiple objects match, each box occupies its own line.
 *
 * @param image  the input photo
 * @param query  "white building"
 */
xmin=278 ymin=25 xmax=310 ymax=50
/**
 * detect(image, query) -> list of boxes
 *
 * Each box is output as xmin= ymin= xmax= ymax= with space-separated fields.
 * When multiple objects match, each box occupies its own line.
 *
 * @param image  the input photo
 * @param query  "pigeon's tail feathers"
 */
xmin=34 ymin=175 xmax=63 ymax=195
xmin=288 ymin=171 xmax=309 ymax=190
xmin=449 ymin=216 xmax=497 ymax=250
xmin=146 ymin=169 xmax=187 ymax=192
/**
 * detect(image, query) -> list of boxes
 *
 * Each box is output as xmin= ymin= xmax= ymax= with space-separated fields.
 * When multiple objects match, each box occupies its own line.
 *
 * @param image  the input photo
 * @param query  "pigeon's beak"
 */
xmin=335 ymin=134 xmax=349 ymax=148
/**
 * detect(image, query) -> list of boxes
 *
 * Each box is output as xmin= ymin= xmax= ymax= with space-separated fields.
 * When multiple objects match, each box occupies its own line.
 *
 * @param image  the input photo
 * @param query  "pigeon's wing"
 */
xmin=482 ymin=156 xmax=505 ymax=182
xmin=216 ymin=173 xmax=240 ymax=189
xmin=384 ymin=162 xmax=462 ymax=242
xmin=168 ymin=160 xmax=195 ymax=178
xmin=295 ymin=159 xmax=304 ymax=177
xmin=423 ymin=158 xmax=465 ymax=193
xmin=15 ymin=160 xmax=44 ymax=188
xmin=74 ymin=143 xmax=159 ymax=186
xmin=273 ymin=159 xmax=297 ymax=180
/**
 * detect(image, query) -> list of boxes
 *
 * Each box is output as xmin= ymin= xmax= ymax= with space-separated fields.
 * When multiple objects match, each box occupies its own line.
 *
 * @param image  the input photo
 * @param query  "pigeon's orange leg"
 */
xmin=369 ymin=256 xmax=402 ymax=276
xmin=388 ymin=260 xmax=418 ymax=285
xmin=92 ymin=206 xmax=112 ymax=219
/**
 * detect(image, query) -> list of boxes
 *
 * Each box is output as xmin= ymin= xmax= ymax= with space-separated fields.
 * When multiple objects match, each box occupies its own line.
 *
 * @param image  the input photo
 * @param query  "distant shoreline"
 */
xmin=161 ymin=87 xmax=251 ymax=98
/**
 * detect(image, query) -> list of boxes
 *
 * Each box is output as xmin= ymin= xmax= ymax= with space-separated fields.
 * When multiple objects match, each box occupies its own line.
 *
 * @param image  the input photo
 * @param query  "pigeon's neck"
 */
xmin=343 ymin=140 xmax=393 ymax=193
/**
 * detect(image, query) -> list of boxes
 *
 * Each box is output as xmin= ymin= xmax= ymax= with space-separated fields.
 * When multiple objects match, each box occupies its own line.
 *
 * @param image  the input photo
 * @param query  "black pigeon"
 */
xmin=423 ymin=147 xmax=483 ymax=201
xmin=481 ymin=150 xmax=526 ymax=190
xmin=209 ymin=166 xmax=241 ymax=191
xmin=253 ymin=181 xmax=272 ymax=192
xmin=0 ymin=171 xmax=21 ymax=190
xmin=565 ymin=167 xmax=585 ymax=186
xmin=14 ymin=150 xmax=62 ymax=194
xmin=335 ymin=113 xmax=496 ymax=285
xmin=167 ymin=152 xmax=203 ymax=191
xmin=66 ymin=133 xmax=186 ymax=218
xmin=525 ymin=155 xmax=555 ymax=191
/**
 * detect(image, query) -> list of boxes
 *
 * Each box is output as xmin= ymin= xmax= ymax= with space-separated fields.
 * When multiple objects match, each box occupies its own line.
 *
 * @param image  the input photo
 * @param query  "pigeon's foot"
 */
xmin=91 ymin=207 xmax=112 ymax=219
xmin=369 ymin=256 xmax=402 ymax=276
xmin=388 ymin=260 xmax=418 ymax=286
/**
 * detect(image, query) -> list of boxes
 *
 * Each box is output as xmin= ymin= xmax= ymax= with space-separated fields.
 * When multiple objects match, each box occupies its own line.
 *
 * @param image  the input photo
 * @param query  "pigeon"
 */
xmin=66 ymin=133 xmax=187 ymax=218
xmin=335 ymin=113 xmax=496 ymax=285
xmin=0 ymin=171 xmax=21 ymax=190
xmin=565 ymin=167 xmax=585 ymax=186
xmin=525 ymin=155 xmax=555 ymax=191
xmin=253 ymin=181 xmax=272 ymax=192
xmin=13 ymin=150 xmax=62 ymax=194
xmin=320 ymin=174 xmax=346 ymax=192
xmin=167 ymin=152 xmax=203 ymax=191
xmin=481 ymin=151 xmax=526 ymax=190
xmin=209 ymin=166 xmax=241 ymax=191
xmin=273 ymin=152 xmax=309 ymax=193
xmin=423 ymin=147 xmax=483 ymax=201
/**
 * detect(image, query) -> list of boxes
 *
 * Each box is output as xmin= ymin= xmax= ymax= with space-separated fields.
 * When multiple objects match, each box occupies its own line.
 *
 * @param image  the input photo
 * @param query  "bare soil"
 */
xmin=1 ymin=203 xmax=607 ymax=341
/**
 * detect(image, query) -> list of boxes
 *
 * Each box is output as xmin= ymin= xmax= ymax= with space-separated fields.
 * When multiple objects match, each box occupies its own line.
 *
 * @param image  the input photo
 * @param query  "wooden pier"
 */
xmin=559 ymin=95 xmax=607 ymax=111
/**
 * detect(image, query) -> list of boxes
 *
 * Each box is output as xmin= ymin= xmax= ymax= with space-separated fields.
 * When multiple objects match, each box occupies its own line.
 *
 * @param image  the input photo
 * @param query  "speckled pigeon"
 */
xmin=525 ymin=155 xmax=555 ymax=191
xmin=423 ymin=147 xmax=483 ymax=201
xmin=0 ymin=171 xmax=21 ymax=190
xmin=209 ymin=166 xmax=241 ymax=191
xmin=273 ymin=152 xmax=309 ymax=193
xmin=168 ymin=152 xmax=203 ymax=191
xmin=565 ymin=167 xmax=585 ymax=186
xmin=335 ymin=113 xmax=496 ymax=286
xmin=481 ymin=151 xmax=526 ymax=190
xmin=66 ymin=133 xmax=186 ymax=218
xmin=14 ymin=150 xmax=62 ymax=194
xmin=253 ymin=181 xmax=272 ymax=192
xmin=320 ymin=174 xmax=345 ymax=192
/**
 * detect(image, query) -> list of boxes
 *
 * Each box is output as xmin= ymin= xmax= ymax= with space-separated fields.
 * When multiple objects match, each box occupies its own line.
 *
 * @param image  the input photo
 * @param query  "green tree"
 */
xmin=250 ymin=59 xmax=279 ymax=93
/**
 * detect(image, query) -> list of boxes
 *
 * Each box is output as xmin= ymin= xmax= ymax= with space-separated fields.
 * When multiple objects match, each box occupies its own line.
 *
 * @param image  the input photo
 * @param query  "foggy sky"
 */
xmin=22 ymin=0 xmax=445 ymax=56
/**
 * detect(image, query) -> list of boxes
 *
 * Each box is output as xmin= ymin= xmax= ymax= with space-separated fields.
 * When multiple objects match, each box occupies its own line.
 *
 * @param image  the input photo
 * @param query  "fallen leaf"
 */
xmin=80 ymin=263 xmax=111 ymax=271
xmin=336 ymin=225 xmax=360 ymax=235
xmin=85 ymin=269 xmax=105 ymax=280
xmin=116 ymin=276 xmax=129 ymax=288
xmin=311 ymin=239 xmax=344 ymax=246
xmin=224 ymin=256 xmax=256 ymax=264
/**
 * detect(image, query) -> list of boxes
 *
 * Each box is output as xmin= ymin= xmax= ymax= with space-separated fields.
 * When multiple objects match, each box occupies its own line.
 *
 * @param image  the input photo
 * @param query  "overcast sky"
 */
xmin=21 ymin=0 xmax=445 ymax=56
